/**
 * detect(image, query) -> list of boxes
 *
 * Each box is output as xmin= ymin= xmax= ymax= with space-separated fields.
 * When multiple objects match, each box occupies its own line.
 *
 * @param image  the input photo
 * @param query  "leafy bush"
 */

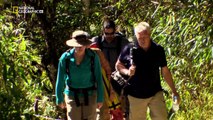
xmin=0 ymin=10 xmax=58 ymax=119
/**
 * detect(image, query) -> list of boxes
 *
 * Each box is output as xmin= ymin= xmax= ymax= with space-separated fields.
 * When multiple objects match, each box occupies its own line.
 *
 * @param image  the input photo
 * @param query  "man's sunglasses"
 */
xmin=104 ymin=32 xmax=114 ymax=35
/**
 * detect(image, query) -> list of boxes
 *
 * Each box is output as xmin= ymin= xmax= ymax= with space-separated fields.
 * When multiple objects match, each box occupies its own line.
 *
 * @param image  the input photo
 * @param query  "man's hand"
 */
xmin=97 ymin=102 xmax=103 ymax=109
xmin=127 ymin=65 xmax=136 ymax=76
xmin=58 ymin=103 xmax=66 ymax=109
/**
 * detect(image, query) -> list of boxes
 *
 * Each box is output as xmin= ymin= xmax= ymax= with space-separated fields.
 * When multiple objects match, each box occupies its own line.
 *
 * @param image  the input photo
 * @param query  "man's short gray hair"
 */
xmin=134 ymin=22 xmax=151 ymax=34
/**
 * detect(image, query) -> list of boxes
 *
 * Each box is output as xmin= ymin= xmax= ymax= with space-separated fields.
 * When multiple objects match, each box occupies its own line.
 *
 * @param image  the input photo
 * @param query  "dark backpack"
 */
xmin=96 ymin=34 xmax=123 ymax=54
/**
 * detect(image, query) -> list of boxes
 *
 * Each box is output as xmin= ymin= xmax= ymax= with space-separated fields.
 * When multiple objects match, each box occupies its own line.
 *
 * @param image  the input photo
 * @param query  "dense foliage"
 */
xmin=0 ymin=0 xmax=212 ymax=119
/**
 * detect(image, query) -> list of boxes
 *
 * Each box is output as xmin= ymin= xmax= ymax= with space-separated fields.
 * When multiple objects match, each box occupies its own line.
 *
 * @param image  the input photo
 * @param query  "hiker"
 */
xmin=92 ymin=19 xmax=129 ymax=120
xmin=90 ymin=46 xmax=123 ymax=120
xmin=115 ymin=22 xmax=181 ymax=120
xmin=55 ymin=30 xmax=104 ymax=120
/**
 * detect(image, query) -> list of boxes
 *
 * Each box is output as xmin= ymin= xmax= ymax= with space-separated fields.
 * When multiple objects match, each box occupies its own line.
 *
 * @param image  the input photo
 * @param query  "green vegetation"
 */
xmin=0 ymin=0 xmax=212 ymax=119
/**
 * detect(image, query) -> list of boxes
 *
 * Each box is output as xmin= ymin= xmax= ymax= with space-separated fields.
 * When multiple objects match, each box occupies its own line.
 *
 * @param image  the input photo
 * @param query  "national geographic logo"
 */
xmin=12 ymin=6 xmax=43 ymax=14
xmin=12 ymin=6 xmax=18 ymax=14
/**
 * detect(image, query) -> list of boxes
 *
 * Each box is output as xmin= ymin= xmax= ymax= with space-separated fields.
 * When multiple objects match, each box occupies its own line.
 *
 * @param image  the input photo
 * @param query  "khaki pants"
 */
xmin=128 ymin=91 xmax=167 ymax=120
xmin=65 ymin=93 xmax=97 ymax=120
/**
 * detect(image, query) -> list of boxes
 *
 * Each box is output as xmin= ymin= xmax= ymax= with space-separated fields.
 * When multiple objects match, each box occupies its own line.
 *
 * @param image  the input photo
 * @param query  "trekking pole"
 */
xmin=120 ymin=76 xmax=132 ymax=100
xmin=120 ymin=45 xmax=135 ymax=99
xmin=120 ymin=47 xmax=134 ymax=120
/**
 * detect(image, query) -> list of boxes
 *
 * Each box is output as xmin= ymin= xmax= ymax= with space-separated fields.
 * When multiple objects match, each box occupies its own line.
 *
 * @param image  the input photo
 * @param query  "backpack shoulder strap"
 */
xmin=114 ymin=35 xmax=124 ymax=54
xmin=96 ymin=36 xmax=103 ymax=50
xmin=87 ymin=49 xmax=96 ymax=84
xmin=65 ymin=48 xmax=73 ymax=77
xmin=129 ymin=42 xmax=137 ymax=65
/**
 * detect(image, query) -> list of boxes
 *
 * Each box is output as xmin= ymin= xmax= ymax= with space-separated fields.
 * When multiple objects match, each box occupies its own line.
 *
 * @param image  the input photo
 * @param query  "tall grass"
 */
xmin=151 ymin=1 xmax=213 ymax=119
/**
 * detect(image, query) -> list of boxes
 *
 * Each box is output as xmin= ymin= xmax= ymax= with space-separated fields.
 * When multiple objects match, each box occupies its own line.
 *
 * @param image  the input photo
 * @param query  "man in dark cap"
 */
xmin=92 ymin=19 xmax=129 ymax=120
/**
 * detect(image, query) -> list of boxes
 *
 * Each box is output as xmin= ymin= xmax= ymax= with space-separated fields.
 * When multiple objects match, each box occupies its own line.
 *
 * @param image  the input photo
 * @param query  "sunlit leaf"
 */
xmin=19 ymin=40 xmax=26 ymax=51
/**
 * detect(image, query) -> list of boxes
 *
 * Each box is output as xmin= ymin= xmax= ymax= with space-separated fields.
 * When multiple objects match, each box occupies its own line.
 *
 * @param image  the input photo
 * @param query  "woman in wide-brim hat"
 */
xmin=66 ymin=30 xmax=92 ymax=47
xmin=55 ymin=30 xmax=104 ymax=120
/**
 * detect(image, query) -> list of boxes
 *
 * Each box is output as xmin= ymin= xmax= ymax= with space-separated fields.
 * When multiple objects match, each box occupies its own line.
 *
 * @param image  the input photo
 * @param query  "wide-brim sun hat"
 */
xmin=66 ymin=30 xmax=92 ymax=47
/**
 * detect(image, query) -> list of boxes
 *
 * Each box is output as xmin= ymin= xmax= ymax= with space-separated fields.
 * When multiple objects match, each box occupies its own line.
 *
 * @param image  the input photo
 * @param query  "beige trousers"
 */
xmin=128 ymin=91 xmax=167 ymax=120
xmin=65 ymin=93 xmax=97 ymax=120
